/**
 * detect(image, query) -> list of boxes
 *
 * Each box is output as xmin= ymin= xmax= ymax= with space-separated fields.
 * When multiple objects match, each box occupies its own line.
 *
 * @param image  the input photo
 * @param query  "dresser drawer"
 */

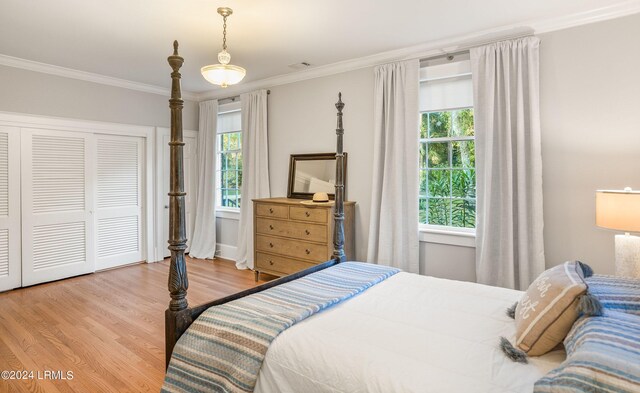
xmin=289 ymin=206 xmax=327 ymax=223
xmin=255 ymin=235 xmax=329 ymax=262
xmin=255 ymin=252 xmax=315 ymax=275
xmin=255 ymin=217 xmax=327 ymax=243
xmin=255 ymin=203 xmax=288 ymax=219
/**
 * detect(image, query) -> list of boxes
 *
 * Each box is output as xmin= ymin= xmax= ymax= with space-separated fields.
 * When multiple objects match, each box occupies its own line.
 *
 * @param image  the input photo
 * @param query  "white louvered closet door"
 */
xmin=0 ymin=127 xmax=21 ymax=291
xmin=95 ymin=135 xmax=144 ymax=270
xmin=21 ymin=129 xmax=95 ymax=286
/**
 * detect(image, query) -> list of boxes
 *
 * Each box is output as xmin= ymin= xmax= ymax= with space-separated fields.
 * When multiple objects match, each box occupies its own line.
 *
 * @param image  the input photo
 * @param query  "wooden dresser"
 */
xmin=253 ymin=197 xmax=355 ymax=281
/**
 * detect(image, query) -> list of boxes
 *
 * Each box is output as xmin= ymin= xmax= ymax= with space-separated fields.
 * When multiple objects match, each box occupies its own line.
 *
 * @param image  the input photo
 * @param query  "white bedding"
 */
xmin=254 ymin=272 xmax=565 ymax=393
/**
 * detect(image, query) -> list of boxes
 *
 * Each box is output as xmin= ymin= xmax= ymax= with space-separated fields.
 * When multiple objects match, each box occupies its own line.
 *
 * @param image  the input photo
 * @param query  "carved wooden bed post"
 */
xmin=163 ymin=86 xmax=348 ymax=367
xmin=165 ymin=41 xmax=192 ymax=368
xmin=333 ymin=93 xmax=346 ymax=262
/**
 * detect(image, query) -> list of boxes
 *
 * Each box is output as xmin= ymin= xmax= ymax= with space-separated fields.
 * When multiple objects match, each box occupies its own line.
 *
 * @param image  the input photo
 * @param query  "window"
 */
xmin=418 ymin=58 xmax=476 ymax=229
xmin=216 ymin=103 xmax=242 ymax=209
xmin=419 ymin=109 xmax=475 ymax=227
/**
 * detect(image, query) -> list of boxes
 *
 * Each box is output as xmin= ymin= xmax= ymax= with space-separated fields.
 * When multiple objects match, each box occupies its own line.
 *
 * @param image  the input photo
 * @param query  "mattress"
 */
xmin=254 ymin=272 xmax=565 ymax=393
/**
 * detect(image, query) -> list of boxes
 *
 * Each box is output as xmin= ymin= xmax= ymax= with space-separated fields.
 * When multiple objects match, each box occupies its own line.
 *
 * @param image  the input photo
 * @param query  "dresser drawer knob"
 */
xmin=305 ymin=211 xmax=310 ymax=217
xmin=269 ymin=242 xmax=274 ymax=248
xmin=269 ymin=260 xmax=274 ymax=266
xmin=305 ymin=249 xmax=311 ymax=255
xmin=269 ymin=208 xmax=274 ymax=214
xmin=269 ymin=225 xmax=274 ymax=230
xmin=305 ymin=229 xmax=310 ymax=235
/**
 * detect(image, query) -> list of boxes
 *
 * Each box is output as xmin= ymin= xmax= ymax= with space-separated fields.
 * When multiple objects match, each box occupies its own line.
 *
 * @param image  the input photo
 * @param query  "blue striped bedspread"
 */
xmin=587 ymin=275 xmax=640 ymax=315
xmin=162 ymin=262 xmax=399 ymax=393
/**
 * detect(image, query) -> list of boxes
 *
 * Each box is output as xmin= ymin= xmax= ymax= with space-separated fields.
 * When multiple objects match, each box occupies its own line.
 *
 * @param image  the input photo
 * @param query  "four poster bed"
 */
xmin=162 ymin=43 xmax=567 ymax=393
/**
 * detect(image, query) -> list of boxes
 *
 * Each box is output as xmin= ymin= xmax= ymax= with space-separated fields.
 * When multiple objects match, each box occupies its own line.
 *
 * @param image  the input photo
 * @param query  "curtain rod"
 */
xmin=218 ymin=89 xmax=271 ymax=103
xmin=417 ymin=31 xmax=535 ymax=63
xmin=419 ymin=50 xmax=470 ymax=65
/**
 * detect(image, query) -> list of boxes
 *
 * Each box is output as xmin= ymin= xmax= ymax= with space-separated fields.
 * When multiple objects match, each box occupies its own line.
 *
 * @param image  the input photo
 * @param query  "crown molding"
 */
xmin=532 ymin=0 xmax=640 ymax=33
xmin=2 ymin=1 xmax=638 ymax=103
xmin=0 ymin=54 xmax=199 ymax=101
xmin=197 ymin=0 xmax=640 ymax=101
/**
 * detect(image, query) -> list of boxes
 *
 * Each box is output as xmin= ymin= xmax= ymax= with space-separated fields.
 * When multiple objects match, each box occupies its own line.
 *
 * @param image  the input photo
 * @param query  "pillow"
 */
xmin=587 ymin=275 xmax=640 ymax=316
xmin=500 ymin=261 xmax=601 ymax=362
xmin=534 ymin=311 xmax=640 ymax=392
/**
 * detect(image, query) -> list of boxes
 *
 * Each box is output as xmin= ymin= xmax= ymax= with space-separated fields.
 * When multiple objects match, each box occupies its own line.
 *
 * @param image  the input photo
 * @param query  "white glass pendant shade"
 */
xmin=201 ymin=64 xmax=246 ymax=88
xmin=201 ymin=7 xmax=246 ymax=88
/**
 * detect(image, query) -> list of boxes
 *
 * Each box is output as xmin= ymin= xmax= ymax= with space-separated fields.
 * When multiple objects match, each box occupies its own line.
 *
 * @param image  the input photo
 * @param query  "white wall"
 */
xmin=539 ymin=13 xmax=640 ymax=275
xmin=17 ymin=11 xmax=628 ymax=281
xmin=4 ymin=13 xmax=631 ymax=279
xmin=215 ymin=13 xmax=640 ymax=281
xmin=0 ymin=14 xmax=635 ymax=278
xmin=421 ymin=13 xmax=640 ymax=279
xmin=420 ymin=242 xmax=476 ymax=281
xmin=268 ymin=69 xmax=375 ymax=261
xmin=0 ymin=64 xmax=200 ymax=265
xmin=0 ymin=65 xmax=199 ymax=129
xmin=246 ymin=66 xmax=476 ymax=280
xmin=214 ymin=70 xmax=375 ymax=259
xmin=216 ymin=217 xmax=239 ymax=246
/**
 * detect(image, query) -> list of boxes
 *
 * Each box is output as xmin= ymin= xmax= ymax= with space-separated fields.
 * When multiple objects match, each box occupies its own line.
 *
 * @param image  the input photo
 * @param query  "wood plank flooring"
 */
xmin=0 ymin=258 xmax=271 ymax=393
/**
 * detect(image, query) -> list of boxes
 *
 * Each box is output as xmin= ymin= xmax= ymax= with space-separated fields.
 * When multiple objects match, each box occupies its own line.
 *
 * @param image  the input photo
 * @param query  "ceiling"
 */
xmin=0 ymin=0 xmax=635 ymax=94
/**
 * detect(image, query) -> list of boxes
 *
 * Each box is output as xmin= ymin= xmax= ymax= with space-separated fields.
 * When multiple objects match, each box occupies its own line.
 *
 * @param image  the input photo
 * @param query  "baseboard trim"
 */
xmin=216 ymin=243 xmax=238 ymax=261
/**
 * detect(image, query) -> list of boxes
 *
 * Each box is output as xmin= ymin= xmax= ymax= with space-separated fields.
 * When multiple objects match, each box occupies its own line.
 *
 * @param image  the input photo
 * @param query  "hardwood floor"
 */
xmin=0 ymin=258 xmax=271 ymax=393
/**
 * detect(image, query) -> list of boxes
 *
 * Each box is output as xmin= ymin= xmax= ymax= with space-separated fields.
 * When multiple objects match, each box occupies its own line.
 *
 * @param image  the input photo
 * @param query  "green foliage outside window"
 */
xmin=419 ymin=109 xmax=476 ymax=228
xmin=217 ymin=131 xmax=242 ymax=208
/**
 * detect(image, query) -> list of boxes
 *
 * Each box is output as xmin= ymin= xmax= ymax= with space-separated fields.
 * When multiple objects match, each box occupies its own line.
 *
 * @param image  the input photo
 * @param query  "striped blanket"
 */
xmin=162 ymin=262 xmax=399 ymax=393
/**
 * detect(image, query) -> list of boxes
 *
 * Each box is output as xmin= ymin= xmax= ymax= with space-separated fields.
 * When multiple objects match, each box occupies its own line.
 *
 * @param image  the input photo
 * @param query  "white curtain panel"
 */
xmin=189 ymin=100 xmax=219 ymax=259
xmin=236 ymin=90 xmax=270 ymax=270
xmin=367 ymin=60 xmax=420 ymax=273
xmin=471 ymin=36 xmax=545 ymax=290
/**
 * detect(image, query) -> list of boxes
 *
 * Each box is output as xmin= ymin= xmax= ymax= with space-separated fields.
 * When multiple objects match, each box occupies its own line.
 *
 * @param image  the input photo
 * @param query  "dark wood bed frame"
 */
xmin=165 ymin=42 xmax=347 ymax=367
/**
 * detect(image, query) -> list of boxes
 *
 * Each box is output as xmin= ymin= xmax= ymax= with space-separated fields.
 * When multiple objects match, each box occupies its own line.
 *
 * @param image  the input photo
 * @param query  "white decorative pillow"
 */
xmin=501 ymin=261 xmax=601 ymax=362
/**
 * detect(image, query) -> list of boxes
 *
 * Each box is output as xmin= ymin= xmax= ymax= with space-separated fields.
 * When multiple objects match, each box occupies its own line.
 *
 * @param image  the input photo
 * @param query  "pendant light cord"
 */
xmin=222 ymin=15 xmax=227 ymax=51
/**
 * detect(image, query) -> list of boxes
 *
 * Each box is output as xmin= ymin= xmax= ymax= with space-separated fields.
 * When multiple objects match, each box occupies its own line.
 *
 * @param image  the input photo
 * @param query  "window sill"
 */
xmin=419 ymin=226 xmax=475 ymax=248
xmin=216 ymin=208 xmax=240 ymax=220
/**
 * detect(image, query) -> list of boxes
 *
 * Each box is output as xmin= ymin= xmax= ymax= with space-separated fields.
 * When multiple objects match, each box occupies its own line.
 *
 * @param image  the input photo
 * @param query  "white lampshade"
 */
xmin=596 ymin=189 xmax=640 ymax=232
xmin=201 ymin=64 xmax=246 ymax=88
xmin=596 ymin=188 xmax=640 ymax=278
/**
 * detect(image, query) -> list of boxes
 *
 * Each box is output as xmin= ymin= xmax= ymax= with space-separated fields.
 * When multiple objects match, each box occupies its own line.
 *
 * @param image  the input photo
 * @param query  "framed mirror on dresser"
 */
xmin=287 ymin=153 xmax=348 ymax=199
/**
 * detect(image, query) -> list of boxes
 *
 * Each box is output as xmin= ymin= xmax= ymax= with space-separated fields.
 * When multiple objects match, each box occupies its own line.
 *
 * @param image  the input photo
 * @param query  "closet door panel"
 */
xmin=95 ymin=135 xmax=143 ymax=269
xmin=0 ymin=126 xmax=21 ymax=291
xmin=21 ymin=129 xmax=95 ymax=286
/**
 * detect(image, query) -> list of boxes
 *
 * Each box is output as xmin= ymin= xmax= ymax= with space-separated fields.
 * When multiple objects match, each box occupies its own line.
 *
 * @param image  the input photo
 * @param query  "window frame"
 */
xmin=215 ymin=105 xmax=242 ymax=213
xmin=419 ymin=105 xmax=476 ymax=235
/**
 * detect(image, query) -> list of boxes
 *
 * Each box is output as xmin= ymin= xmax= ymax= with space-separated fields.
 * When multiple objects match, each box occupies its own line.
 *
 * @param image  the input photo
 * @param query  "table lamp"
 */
xmin=596 ymin=188 xmax=640 ymax=277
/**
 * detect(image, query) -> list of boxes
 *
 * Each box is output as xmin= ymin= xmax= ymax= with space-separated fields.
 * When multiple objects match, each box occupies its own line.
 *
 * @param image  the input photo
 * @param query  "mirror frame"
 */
xmin=287 ymin=152 xmax=348 ymax=200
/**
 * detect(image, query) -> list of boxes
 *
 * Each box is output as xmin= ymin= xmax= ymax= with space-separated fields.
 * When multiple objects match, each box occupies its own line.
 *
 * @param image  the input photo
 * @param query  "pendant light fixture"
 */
xmin=201 ymin=7 xmax=246 ymax=88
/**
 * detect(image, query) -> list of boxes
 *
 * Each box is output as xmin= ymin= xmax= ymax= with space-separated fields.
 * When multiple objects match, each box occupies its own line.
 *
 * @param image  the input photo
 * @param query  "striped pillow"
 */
xmin=587 ymin=275 xmax=640 ymax=316
xmin=534 ymin=311 xmax=640 ymax=392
